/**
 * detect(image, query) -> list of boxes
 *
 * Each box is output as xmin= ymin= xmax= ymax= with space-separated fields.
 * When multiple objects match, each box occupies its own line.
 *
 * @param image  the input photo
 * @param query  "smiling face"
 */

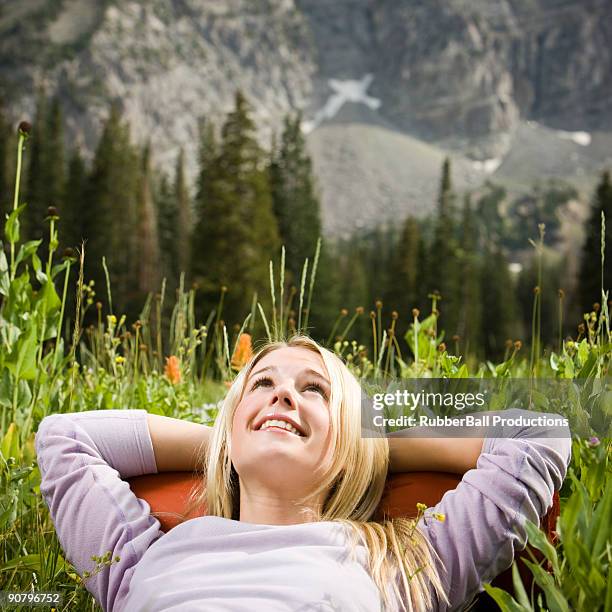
xmin=230 ymin=346 xmax=334 ymax=501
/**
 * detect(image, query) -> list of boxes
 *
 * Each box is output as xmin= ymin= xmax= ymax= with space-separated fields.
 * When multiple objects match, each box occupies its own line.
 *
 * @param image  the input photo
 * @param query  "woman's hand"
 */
xmin=147 ymin=414 xmax=212 ymax=472
xmin=388 ymin=434 xmax=484 ymax=474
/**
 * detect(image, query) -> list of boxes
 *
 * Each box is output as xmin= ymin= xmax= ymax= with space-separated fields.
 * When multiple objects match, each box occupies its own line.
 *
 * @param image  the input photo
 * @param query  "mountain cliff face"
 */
xmin=1 ymin=0 xmax=610 ymax=235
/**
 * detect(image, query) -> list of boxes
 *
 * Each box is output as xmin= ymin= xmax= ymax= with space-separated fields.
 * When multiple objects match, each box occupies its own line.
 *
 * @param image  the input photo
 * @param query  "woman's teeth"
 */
xmin=259 ymin=419 xmax=303 ymax=436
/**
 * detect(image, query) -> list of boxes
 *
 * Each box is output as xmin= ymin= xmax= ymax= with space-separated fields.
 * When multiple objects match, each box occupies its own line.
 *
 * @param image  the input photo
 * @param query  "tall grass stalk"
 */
xmin=9 ymin=128 xmax=26 ymax=282
xmin=102 ymin=256 xmax=113 ymax=315
xmin=303 ymin=237 xmax=321 ymax=333
xmin=297 ymin=259 xmax=308 ymax=333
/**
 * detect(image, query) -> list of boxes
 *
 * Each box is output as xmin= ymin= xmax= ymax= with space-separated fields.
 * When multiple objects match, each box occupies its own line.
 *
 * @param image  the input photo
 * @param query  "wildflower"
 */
xmin=416 ymin=502 xmax=427 ymax=512
xmin=588 ymin=436 xmax=600 ymax=447
xmin=107 ymin=314 xmax=117 ymax=326
xmin=165 ymin=355 xmax=181 ymax=384
xmin=115 ymin=356 xmax=125 ymax=365
xmin=18 ymin=121 xmax=32 ymax=137
xmin=433 ymin=513 xmax=446 ymax=522
xmin=231 ymin=333 xmax=253 ymax=371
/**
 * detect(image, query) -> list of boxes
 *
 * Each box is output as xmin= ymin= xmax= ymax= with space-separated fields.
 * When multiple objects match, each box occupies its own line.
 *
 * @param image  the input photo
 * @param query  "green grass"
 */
xmin=1 ymin=121 xmax=611 ymax=611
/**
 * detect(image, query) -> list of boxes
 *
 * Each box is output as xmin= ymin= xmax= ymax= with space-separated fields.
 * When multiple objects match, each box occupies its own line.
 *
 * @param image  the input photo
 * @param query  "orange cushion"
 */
xmin=126 ymin=471 xmax=559 ymax=603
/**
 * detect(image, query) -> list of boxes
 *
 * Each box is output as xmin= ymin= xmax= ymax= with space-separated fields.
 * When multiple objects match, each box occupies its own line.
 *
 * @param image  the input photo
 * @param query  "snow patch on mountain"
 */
xmin=302 ymin=74 xmax=381 ymax=134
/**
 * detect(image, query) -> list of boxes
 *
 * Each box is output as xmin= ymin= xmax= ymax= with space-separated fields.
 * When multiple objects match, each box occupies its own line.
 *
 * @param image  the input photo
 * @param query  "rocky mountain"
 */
xmin=1 ymin=0 xmax=611 ymax=236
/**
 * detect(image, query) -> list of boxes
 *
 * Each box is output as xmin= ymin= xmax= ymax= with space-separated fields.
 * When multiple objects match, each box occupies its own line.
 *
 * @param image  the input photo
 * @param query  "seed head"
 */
xmin=437 ymin=342 xmax=446 ymax=352
xmin=370 ymin=311 xmax=376 ymax=319
xmin=391 ymin=311 xmax=399 ymax=320
xmin=221 ymin=285 xmax=228 ymax=293
xmin=578 ymin=323 xmax=585 ymax=334
xmin=412 ymin=308 xmax=420 ymax=319
xmin=47 ymin=206 xmax=59 ymax=218
xmin=375 ymin=299 xmax=383 ymax=309
xmin=452 ymin=334 xmax=460 ymax=342
xmin=593 ymin=302 xmax=601 ymax=313
xmin=505 ymin=339 xmax=513 ymax=349
xmin=533 ymin=286 xmax=540 ymax=295
xmin=340 ymin=308 xmax=348 ymax=316
xmin=96 ymin=301 xmax=102 ymax=310
xmin=558 ymin=289 xmax=565 ymax=299
xmin=18 ymin=121 xmax=32 ymax=137
xmin=513 ymin=340 xmax=522 ymax=350
xmin=356 ymin=306 xmax=364 ymax=315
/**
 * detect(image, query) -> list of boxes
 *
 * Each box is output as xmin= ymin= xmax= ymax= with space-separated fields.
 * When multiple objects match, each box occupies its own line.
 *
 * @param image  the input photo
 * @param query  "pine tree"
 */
xmin=578 ymin=170 xmax=612 ymax=313
xmin=481 ymin=245 xmax=519 ymax=359
xmin=193 ymin=118 xmax=218 ymax=231
xmin=156 ymin=172 xmax=178 ymax=287
xmin=174 ymin=148 xmax=191 ymax=280
xmin=384 ymin=216 xmax=421 ymax=319
xmin=0 ymin=107 xmax=12 ymax=222
xmin=270 ymin=112 xmax=321 ymax=284
xmin=457 ymin=196 xmax=482 ymax=355
xmin=24 ymin=90 xmax=47 ymax=241
xmin=134 ymin=145 xmax=161 ymax=299
xmin=24 ymin=94 xmax=65 ymax=251
xmin=428 ymin=158 xmax=461 ymax=339
xmin=83 ymin=104 xmax=139 ymax=317
xmin=191 ymin=91 xmax=280 ymax=326
xmin=60 ymin=148 xmax=87 ymax=251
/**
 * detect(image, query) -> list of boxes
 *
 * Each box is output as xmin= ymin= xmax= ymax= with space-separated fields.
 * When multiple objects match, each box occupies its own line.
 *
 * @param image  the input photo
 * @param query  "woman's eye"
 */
xmin=304 ymin=382 xmax=328 ymax=400
xmin=251 ymin=376 xmax=273 ymax=390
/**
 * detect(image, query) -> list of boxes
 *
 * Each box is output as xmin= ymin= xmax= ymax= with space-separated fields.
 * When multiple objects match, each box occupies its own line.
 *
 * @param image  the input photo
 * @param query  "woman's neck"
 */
xmin=238 ymin=482 xmax=322 ymax=525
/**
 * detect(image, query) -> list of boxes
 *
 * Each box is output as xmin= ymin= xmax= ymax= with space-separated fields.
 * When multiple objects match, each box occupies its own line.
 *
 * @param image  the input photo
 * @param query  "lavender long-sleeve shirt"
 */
xmin=34 ymin=408 xmax=571 ymax=611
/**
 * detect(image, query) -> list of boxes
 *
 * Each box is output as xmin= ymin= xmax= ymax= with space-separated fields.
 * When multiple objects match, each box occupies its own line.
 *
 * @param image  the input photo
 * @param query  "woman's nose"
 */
xmin=272 ymin=384 xmax=296 ymax=408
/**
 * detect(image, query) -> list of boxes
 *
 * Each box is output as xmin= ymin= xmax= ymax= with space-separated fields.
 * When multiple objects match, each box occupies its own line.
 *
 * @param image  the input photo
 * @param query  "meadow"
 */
xmin=1 ymin=124 xmax=611 ymax=611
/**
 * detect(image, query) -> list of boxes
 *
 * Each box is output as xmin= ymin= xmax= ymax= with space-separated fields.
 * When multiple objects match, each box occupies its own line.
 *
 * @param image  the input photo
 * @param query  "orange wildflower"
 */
xmin=164 ymin=355 xmax=181 ymax=384
xmin=231 ymin=333 xmax=253 ymax=371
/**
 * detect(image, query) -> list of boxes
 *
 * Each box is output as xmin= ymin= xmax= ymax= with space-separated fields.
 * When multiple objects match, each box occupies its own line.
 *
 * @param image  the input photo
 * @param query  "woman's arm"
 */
xmin=35 ymin=410 xmax=164 ymax=612
xmin=388 ymin=436 xmax=484 ymax=474
xmin=146 ymin=414 xmax=211 ymax=472
xmin=413 ymin=408 xmax=572 ymax=611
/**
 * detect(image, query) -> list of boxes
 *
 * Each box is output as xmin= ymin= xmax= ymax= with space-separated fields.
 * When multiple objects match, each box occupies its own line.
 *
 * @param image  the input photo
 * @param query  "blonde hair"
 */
xmin=183 ymin=335 xmax=448 ymax=611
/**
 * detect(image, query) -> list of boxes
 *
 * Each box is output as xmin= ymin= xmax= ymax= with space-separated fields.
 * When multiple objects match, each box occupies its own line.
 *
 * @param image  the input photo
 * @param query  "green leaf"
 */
xmin=4 ymin=203 xmax=26 ymax=244
xmin=523 ymin=559 xmax=570 ymax=612
xmin=1 ymin=422 xmax=20 ymax=461
xmin=525 ymin=519 xmax=560 ymax=575
xmin=0 ymin=553 xmax=41 ymax=573
xmin=0 ymin=240 xmax=8 ymax=296
xmin=5 ymin=320 xmax=38 ymax=380
xmin=14 ymin=240 xmax=42 ymax=268
xmin=511 ymin=562 xmax=534 ymax=610
xmin=482 ymin=583 xmax=529 ymax=611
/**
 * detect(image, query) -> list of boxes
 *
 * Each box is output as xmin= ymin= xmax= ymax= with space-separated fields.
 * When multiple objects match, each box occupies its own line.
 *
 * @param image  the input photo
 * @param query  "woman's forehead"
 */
xmin=254 ymin=346 xmax=328 ymax=378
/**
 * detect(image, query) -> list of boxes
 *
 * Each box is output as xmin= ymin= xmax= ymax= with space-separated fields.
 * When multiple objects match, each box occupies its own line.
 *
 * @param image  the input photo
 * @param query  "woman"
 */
xmin=35 ymin=335 xmax=571 ymax=611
